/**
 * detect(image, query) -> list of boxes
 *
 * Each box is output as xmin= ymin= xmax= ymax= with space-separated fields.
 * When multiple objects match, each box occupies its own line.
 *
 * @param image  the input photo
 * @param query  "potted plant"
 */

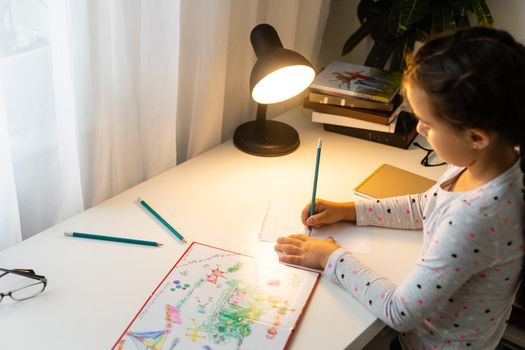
xmin=342 ymin=0 xmax=493 ymax=72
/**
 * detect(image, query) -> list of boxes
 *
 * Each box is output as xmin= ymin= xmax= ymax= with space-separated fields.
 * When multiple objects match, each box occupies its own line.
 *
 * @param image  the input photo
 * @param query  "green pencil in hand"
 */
xmin=308 ymin=138 xmax=322 ymax=236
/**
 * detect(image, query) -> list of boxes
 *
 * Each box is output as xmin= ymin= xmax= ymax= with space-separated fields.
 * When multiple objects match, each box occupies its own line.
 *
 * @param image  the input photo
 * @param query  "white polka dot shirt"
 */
xmin=324 ymin=161 xmax=524 ymax=349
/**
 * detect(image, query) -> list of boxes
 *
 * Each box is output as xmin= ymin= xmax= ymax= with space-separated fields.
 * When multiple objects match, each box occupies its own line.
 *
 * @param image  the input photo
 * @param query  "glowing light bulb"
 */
xmin=251 ymin=65 xmax=315 ymax=104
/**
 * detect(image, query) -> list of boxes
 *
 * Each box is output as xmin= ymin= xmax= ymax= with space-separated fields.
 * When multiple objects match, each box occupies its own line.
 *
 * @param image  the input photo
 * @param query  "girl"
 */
xmin=275 ymin=27 xmax=525 ymax=349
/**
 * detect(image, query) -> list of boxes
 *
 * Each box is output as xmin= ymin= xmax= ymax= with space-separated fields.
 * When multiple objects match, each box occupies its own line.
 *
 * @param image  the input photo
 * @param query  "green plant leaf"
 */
xmin=357 ymin=0 xmax=392 ymax=24
xmin=443 ymin=6 xmax=457 ymax=32
xmin=430 ymin=2 xmax=444 ymax=35
xmin=455 ymin=7 xmax=471 ymax=28
xmin=387 ymin=0 xmax=402 ymax=36
xmin=342 ymin=0 xmax=392 ymax=56
xmin=396 ymin=0 xmax=430 ymax=34
xmin=342 ymin=19 xmax=377 ymax=56
xmin=365 ymin=39 xmax=397 ymax=69
xmin=341 ymin=0 xmax=491 ymax=70
xmin=395 ymin=30 xmax=418 ymax=72
xmin=471 ymin=0 xmax=494 ymax=26
xmin=359 ymin=0 xmax=393 ymax=41
xmin=450 ymin=0 xmax=469 ymax=18
xmin=389 ymin=39 xmax=406 ymax=72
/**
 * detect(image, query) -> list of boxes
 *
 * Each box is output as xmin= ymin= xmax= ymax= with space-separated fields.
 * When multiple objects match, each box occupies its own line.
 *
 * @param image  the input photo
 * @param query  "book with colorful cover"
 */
xmin=112 ymin=242 xmax=320 ymax=350
xmin=311 ymin=61 xmax=402 ymax=103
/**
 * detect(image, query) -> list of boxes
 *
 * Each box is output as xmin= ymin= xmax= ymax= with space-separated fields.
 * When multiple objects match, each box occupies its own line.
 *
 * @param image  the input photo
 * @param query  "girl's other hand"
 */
xmin=301 ymin=199 xmax=356 ymax=228
xmin=274 ymin=234 xmax=341 ymax=270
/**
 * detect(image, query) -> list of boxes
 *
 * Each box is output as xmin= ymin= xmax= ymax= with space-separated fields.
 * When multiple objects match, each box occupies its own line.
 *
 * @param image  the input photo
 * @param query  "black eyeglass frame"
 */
xmin=413 ymin=142 xmax=446 ymax=167
xmin=0 ymin=268 xmax=48 ymax=302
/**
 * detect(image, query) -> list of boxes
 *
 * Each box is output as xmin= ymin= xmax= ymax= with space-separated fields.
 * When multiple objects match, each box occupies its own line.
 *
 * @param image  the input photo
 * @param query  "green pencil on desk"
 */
xmin=309 ymin=138 xmax=322 ymax=236
xmin=64 ymin=231 xmax=163 ymax=247
xmin=137 ymin=197 xmax=187 ymax=243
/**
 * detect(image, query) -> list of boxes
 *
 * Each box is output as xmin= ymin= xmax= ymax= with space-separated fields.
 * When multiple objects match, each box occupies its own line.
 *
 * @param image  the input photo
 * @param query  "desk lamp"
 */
xmin=233 ymin=23 xmax=315 ymax=156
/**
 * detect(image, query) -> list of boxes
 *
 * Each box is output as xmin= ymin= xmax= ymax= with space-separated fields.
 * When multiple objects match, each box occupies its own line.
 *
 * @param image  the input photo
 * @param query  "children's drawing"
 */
xmin=196 ymin=297 xmax=213 ymax=314
xmin=126 ymin=330 xmax=170 ymax=350
xmin=206 ymin=266 xmax=226 ymax=287
xmin=113 ymin=242 xmax=319 ymax=350
xmin=170 ymin=280 xmax=190 ymax=291
xmin=165 ymin=305 xmax=182 ymax=326
xmin=185 ymin=318 xmax=206 ymax=342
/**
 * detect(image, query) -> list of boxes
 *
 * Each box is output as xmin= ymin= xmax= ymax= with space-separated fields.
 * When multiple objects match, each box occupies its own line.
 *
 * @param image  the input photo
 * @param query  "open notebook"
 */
xmin=353 ymin=163 xmax=436 ymax=199
xmin=258 ymin=201 xmax=371 ymax=256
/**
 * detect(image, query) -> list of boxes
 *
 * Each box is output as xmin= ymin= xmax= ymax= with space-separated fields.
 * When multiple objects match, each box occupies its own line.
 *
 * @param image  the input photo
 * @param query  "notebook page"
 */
xmin=259 ymin=201 xmax=371 ymax=255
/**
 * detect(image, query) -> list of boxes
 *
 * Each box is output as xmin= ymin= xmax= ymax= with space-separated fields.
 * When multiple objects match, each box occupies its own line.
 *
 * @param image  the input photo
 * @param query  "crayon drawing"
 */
xmin=114 ymin=242 xmax=319 ymax=350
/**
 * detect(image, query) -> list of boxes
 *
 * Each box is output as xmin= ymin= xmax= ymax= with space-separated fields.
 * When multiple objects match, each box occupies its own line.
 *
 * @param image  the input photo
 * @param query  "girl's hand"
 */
xmin=301 ymin=199 xmax=356 ymax=228
xmin=274 ymin=234 xmax=341 ymax=270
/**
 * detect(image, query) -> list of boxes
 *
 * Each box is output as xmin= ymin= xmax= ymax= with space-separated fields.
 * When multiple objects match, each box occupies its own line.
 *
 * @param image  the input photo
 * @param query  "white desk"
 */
xmin=0 ymin=108 xmax=445 ymax=350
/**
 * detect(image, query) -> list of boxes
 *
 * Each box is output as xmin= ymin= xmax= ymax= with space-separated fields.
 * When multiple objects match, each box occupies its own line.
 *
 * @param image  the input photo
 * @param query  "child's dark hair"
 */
xmin=404 ymin=26 xmax=525 ymax=305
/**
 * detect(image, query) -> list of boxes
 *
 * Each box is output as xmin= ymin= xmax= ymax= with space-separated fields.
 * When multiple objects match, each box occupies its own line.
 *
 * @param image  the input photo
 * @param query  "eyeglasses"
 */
xmin=413 ymin=142 xmax=446 ymax=167
xmin=0 ymin=268 xmax=47 ymax=302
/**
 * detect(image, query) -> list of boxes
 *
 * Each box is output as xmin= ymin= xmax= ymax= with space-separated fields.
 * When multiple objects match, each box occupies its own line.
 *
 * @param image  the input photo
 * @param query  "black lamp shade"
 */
xmin=233 ymin=23 xmax=315 ymax=157
xmin=250 ymin=48 xmax=313 ymax=88
xmin=249 ymin=24 xmax=315 ymax=105
xmin=250 ymin=48 xmax=315 ymax=104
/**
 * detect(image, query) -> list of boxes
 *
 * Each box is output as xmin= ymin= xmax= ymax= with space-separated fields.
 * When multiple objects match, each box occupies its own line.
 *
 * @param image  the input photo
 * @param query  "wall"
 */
xmin=487 ymin=0 xmax=525 ymax=41
xmin=317 ymin=0 xmax=362 ymax=69
xmin=317 ymin=0 xmax=525 ymax=69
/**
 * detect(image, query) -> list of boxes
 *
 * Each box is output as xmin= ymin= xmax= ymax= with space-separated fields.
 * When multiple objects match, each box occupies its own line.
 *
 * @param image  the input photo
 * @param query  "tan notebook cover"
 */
xmin=354 ymin=163 xmax=436 ymax=199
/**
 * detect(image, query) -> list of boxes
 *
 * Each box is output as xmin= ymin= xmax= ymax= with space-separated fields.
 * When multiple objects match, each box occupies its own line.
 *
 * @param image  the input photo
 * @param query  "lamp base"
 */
xmin=233 ymin=120 xmax=300 ymax=156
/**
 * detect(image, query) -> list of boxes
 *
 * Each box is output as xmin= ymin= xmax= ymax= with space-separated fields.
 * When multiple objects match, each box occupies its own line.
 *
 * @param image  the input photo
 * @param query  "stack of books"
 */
xmin=305 ymin=61 xmax=418 ymax=149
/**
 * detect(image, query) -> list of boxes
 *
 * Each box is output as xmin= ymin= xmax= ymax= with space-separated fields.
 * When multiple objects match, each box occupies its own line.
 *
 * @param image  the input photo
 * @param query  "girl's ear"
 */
xmin=466 ymin=128 xmax=491 ymax=150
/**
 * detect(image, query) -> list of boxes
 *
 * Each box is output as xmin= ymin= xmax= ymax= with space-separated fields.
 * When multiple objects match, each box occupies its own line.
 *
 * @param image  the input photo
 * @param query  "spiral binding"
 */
xmin=353 ymin=164 xmax=386 ymax=192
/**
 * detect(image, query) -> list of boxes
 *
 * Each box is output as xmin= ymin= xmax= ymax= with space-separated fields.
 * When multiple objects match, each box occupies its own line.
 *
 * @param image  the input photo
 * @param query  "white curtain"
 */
xmin=177 ymin=0 xmax=330 ymax=161
xmin=0 ymin=0 xmax=329 ymax=250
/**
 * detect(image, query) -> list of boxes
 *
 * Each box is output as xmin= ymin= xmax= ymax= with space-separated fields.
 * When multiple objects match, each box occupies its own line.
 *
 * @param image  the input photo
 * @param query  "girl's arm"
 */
xmin=356 ymin=165 xmax=451 ymax=229
xmin=323 ymin=212 xmax=497 ymax=332
xmin=302 ymin=191 xmax=431 ymax=230
xmin=355 ymin=191 xmax=429 ymax=230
